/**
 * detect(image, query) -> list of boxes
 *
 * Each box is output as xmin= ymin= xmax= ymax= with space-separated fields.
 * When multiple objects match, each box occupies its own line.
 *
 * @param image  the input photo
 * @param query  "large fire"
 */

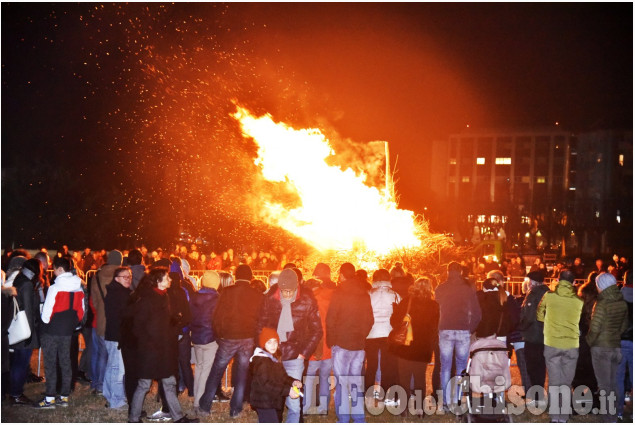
xmin=233 ymin=105 xmax=423 ymax=256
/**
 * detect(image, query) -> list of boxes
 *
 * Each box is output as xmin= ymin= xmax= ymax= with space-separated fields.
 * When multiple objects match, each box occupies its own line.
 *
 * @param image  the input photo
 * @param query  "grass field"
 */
xmin=0 ymin=350 xmax=626 ymax=423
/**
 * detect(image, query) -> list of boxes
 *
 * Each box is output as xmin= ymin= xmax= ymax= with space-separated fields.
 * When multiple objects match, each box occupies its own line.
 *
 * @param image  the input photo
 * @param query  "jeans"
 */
xmin=591 ymin=346 xmax=622 ymax=421
xmin=129 ymin=376 xmax=183 ymax=422
xmin=282 ymin=358 xmax=305 ymax=423
xmin=103 ymin=340 xmax=127 ymax=408
xmin=42 ymin=334 xmax=72 ymax=397
xmin=178 ymin=333 xmax=194 ymax=395
xmin=91 ymin=329 xmax=108 ymax=391
xmin=303 ymin=358 xmax=333 ymax=414
xmin=192 ymin=341 xmax=219 ymax=407
xmin=198 ymin=338 xmax=253 ymax=414
xmin=438 ymin=330 xmax=470 ymax=407
xmin=332 ymin=345 xmax=365 ymax=423
xmin=9 ymin=348 xmax=32 ymax=397
xmin=544 ymin=345 xmax=578 ymax=423
xmin=616 ymin=340 xmax=633 ymax=416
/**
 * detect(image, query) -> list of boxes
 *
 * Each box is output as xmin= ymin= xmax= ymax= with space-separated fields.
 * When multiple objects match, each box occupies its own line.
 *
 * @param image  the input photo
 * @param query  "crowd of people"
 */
xmin=0 ymin=246 xmax=632 ymax=423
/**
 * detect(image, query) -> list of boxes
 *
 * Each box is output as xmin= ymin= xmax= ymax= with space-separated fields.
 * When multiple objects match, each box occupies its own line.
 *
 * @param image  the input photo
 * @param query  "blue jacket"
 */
xmin=189 ymin=287 xmax=219 ymax=345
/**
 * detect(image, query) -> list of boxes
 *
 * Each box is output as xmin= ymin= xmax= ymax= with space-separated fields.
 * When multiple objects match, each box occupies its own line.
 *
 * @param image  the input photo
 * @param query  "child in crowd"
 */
xmin=250 ymin=328 xmax=302 ymax=423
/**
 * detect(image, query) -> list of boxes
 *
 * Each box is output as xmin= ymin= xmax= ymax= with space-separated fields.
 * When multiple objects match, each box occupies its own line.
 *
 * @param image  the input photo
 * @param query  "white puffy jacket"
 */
xmin=367 ymin=281 xmax=402 ymax=339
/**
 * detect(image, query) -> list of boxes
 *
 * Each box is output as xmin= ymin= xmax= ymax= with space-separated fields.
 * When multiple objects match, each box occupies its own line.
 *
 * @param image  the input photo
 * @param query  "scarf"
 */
xmin=277 ymin=291 xmax=295 ymax=343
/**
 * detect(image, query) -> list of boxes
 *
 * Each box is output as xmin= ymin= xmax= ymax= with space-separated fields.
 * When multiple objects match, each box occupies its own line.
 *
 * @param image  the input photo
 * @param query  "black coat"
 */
xmin=519 ymin=284 xmax=550 ymax=344
xmin=121 ymin=287 xmax=178 ymax=379
xmin=104 ymin=280 xmax=132 ymax=342
xmin=326 ymin=279 xmax=374 ymax=351
xmin=249 ymin=351 xmax=295 ymax=410
xmin=213 ymin=281 xmax=263 ymax=340
xmin=11 ymin=273 xmax=40 ymax=350
xmin=167 ymin=274 xmax=192 ymax=335
xmin=189 ymin=288 xmax=219 ymax=345
xmin=389 ymin=295 xmax=439 ymax=362
xmin=257 ymin=285 xmax=323 ymax=361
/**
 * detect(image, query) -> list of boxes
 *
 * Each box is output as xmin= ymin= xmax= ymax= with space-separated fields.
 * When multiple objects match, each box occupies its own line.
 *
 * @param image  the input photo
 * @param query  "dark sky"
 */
xmin=1 ymin=3 xmax=632 ymax=248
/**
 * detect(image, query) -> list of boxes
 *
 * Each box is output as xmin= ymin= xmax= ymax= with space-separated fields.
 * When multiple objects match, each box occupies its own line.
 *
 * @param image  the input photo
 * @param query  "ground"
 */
xmin=1 ymin=350 xmax=628 ymax=423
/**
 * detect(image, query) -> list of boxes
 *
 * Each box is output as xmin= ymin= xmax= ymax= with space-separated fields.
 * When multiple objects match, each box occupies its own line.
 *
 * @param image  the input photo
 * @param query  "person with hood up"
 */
xmin=536 ymin=269 xmax=583 ymax=423
xmin=35 ymin=256 xmax=85 ymax=408
xmin=257 ymin=268 xmax=322 ymax=422
xmin=586 ymin=272 xmax=629 ymax=422
xmin=126 ymin=249 xmax=146 ymax=291
xmin=8 ymin=259 xmax=43 ymax=406
xmin=90 ymin=249 xmax=123 ymax=395
xmin=250 ymin=327 xmax=303 ymax=423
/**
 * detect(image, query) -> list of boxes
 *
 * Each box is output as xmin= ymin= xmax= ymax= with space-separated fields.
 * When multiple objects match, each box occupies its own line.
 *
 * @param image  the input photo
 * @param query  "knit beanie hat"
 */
xmin=235 ymin=264 xmax=253 ymax=281
xmin=527 ymin=271 xmax=544 ymax=283
xmin=107 ymin=250 xmax=123 ymax=266
xmin=278 ymin=268 xmax=298 ymax=291
xmin=596 ymin=272 xmax=617 ymax=292
xmin=259 ymin=327 xmax=279 ymax=349
xmin=169 ymin=260 xmax=184 ymax=279
xmin=201 ymin=270 xmax=221 ymax=290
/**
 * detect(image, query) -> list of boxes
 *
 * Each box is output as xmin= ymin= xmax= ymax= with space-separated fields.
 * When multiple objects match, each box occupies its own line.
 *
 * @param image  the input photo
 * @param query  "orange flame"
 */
xmin=234 ymin=106 xmax=422 ymax=256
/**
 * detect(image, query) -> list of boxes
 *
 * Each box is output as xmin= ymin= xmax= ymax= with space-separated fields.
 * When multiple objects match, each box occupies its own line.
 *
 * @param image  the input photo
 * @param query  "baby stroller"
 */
xmin=458 ymin=336 xmax=513 ymax=423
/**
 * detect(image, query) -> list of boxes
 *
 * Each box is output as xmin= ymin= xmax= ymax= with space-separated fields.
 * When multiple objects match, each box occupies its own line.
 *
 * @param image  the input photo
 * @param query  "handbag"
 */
xmin=388 ymin=297 xmax=413 ymax=346
xmin=8 ymin=297 xmax=31 ymax=345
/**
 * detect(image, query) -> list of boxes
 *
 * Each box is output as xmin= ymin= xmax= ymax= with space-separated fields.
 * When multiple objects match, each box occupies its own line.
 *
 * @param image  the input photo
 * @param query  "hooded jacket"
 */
xmin=249 ymin=347 xmax=295 ymax=410
xmin=258 ymin=284 xmax=322 ymax=361
xmin=41 ymin=272 xmax=85 ymax=336
xmin=536 ymin=279 xmax=583 ymax=349
xmin=586 ymin=285 xmax=629 ymax=348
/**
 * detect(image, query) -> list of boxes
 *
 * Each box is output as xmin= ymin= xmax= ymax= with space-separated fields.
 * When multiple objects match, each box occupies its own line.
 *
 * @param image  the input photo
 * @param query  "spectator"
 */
xmin=326 ymin=263 xmax=374 ymax=423
xmin=572 ymin=272 xmax=600 ymax=400
xmin=536 ymin=270 xmax=583 ymax=423
xmin=126 ymin=249 xmax=146 ymax=291
xmin=586 ymin=272 xmax=629 ymax=422
xmin=617 ymin=270 xmax=633 ymax=422
xmin=435 ymin=261 xmax=481 ymax=411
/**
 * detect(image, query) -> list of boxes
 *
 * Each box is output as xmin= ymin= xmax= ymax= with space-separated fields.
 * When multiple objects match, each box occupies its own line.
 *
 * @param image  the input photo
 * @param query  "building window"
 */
xmin=450 ymin=158 xmax=457 ymax=165
xmin=462 ymin=176 xmax=470 ymax=183
xmin=536 ymin=176 xmax=546 ymax=183
xmin=476 ymin=157 xmax=485 ymax=165
xmin=449 ymin=176 xmax=457 ymax=183
xmin=495 ymin=157 xmax=512 ymax=165
xmin=521 ymin=176 xmax=530 ymax=183
xmin=619 ymin=154 xmax=624 ymax=166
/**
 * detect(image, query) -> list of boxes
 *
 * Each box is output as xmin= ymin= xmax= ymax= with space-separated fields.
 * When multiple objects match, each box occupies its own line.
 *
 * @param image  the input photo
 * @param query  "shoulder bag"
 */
xmin=8 ymin=297 xmax=31 ymax=345
xmin=388 ymin=297 xmax=413 ymax=346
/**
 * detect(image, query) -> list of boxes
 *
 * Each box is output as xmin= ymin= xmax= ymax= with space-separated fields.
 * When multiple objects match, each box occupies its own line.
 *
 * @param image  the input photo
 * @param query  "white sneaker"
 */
xmin=147 ymin=409 xmax=172 ymax=421
xmin=384 ymin=398 xmax=399 ymax=407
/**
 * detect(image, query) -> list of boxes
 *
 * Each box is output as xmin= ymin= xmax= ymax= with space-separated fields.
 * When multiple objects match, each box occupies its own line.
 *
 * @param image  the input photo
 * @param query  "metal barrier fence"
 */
xmin=476 ymin=277 xmax=622 ymax=296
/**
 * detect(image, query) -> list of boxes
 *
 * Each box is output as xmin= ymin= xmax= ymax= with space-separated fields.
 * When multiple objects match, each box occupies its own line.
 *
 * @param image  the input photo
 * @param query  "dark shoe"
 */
xmin=57 ymin=396 xmax=69 ymax=407
xmin=213 ymin=392 xmax=230 ymax=403
xmin=229 ymin=409 xmax=242 ymax=418
xmin=174 ymin=415 xmax=200 ymax=423
xmin=9 ymin=394 xmax=33 ymax=405
xmin=77 ymin=371 xmax=92 ymax=383
xmin=26 ymin=373 xmax=44 ymax=383
xmin=91 ymin=388 xmax=103 ymax=396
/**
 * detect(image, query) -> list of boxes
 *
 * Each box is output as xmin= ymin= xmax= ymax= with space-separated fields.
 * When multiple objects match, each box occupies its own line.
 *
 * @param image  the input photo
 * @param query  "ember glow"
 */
xmin=233 ymin=106 xmax=422 ymax=255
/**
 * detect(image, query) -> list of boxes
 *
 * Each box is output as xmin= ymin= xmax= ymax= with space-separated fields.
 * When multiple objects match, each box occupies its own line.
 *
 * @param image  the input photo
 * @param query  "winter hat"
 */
xmin=259 ymin=327 xmax=280 ymax=349
xmin=527 ymin=271 xmax=544 ymax=283
xmin=278 ymin=268 xmax=298 ymax=291
xmin=235 ymin=264 xmax=253 ymax=281
xmin=107 ymin=250 xmax=123 ymax=266
xmin=151 ymin=258 xmax=171 ymax=269
xmin=201 ymin=270 xmax=221 ymax=290
xmin=7 ymin=256 xmax=27 ymax=271
xmin=596 ymin=272 xmax=617 ymax=292
xmin=313 ymin=263 xmax=331 ymax=279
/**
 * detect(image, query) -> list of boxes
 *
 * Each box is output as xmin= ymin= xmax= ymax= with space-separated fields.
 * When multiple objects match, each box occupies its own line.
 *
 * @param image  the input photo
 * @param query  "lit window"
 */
xmin=495 ymin=157 xmax=512 ymax=165
xmin=619 ymin=154 xmax=624 ymax=166
xmin=477 ymin=215 xmax=486 ymax=223
xmin=595 ymin=211 xmax=600 ymax=218
xmin=536 ymin=177 xmax=546 ymax=183
xmin=462 ymin=176 xmax=470 ymax=183
xmin=476 ymin=157 xmax=485 ymax=165
xmin=450 ymin=158 xmax=457 ymax=165
xmin=569 ymin=187 xmax=576 ymax=191
xmin=502 ymin=216 xmax=508 ymax=223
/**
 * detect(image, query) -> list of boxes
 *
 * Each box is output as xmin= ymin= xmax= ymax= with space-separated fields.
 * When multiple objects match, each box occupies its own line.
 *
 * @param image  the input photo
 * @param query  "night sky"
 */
xmin=1 ymin=3 xmax=632 ymax=250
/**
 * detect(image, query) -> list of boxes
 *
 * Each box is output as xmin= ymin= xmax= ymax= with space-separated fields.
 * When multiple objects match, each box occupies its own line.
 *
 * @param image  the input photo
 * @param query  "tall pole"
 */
xmin=385 ymin=141 xmax=393 ymax=200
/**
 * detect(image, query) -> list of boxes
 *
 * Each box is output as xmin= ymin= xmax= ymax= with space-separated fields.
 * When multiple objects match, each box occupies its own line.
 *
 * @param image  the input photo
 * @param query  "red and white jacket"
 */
xmin=41 ymin=272 xmax=85 ymax=336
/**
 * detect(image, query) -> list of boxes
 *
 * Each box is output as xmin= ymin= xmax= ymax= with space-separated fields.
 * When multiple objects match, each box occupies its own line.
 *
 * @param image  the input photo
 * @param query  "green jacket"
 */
xmin=586 ymin=285 xmax=629 ymax=348
xmin=537 ymin=280 xmax=583 ymax=349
